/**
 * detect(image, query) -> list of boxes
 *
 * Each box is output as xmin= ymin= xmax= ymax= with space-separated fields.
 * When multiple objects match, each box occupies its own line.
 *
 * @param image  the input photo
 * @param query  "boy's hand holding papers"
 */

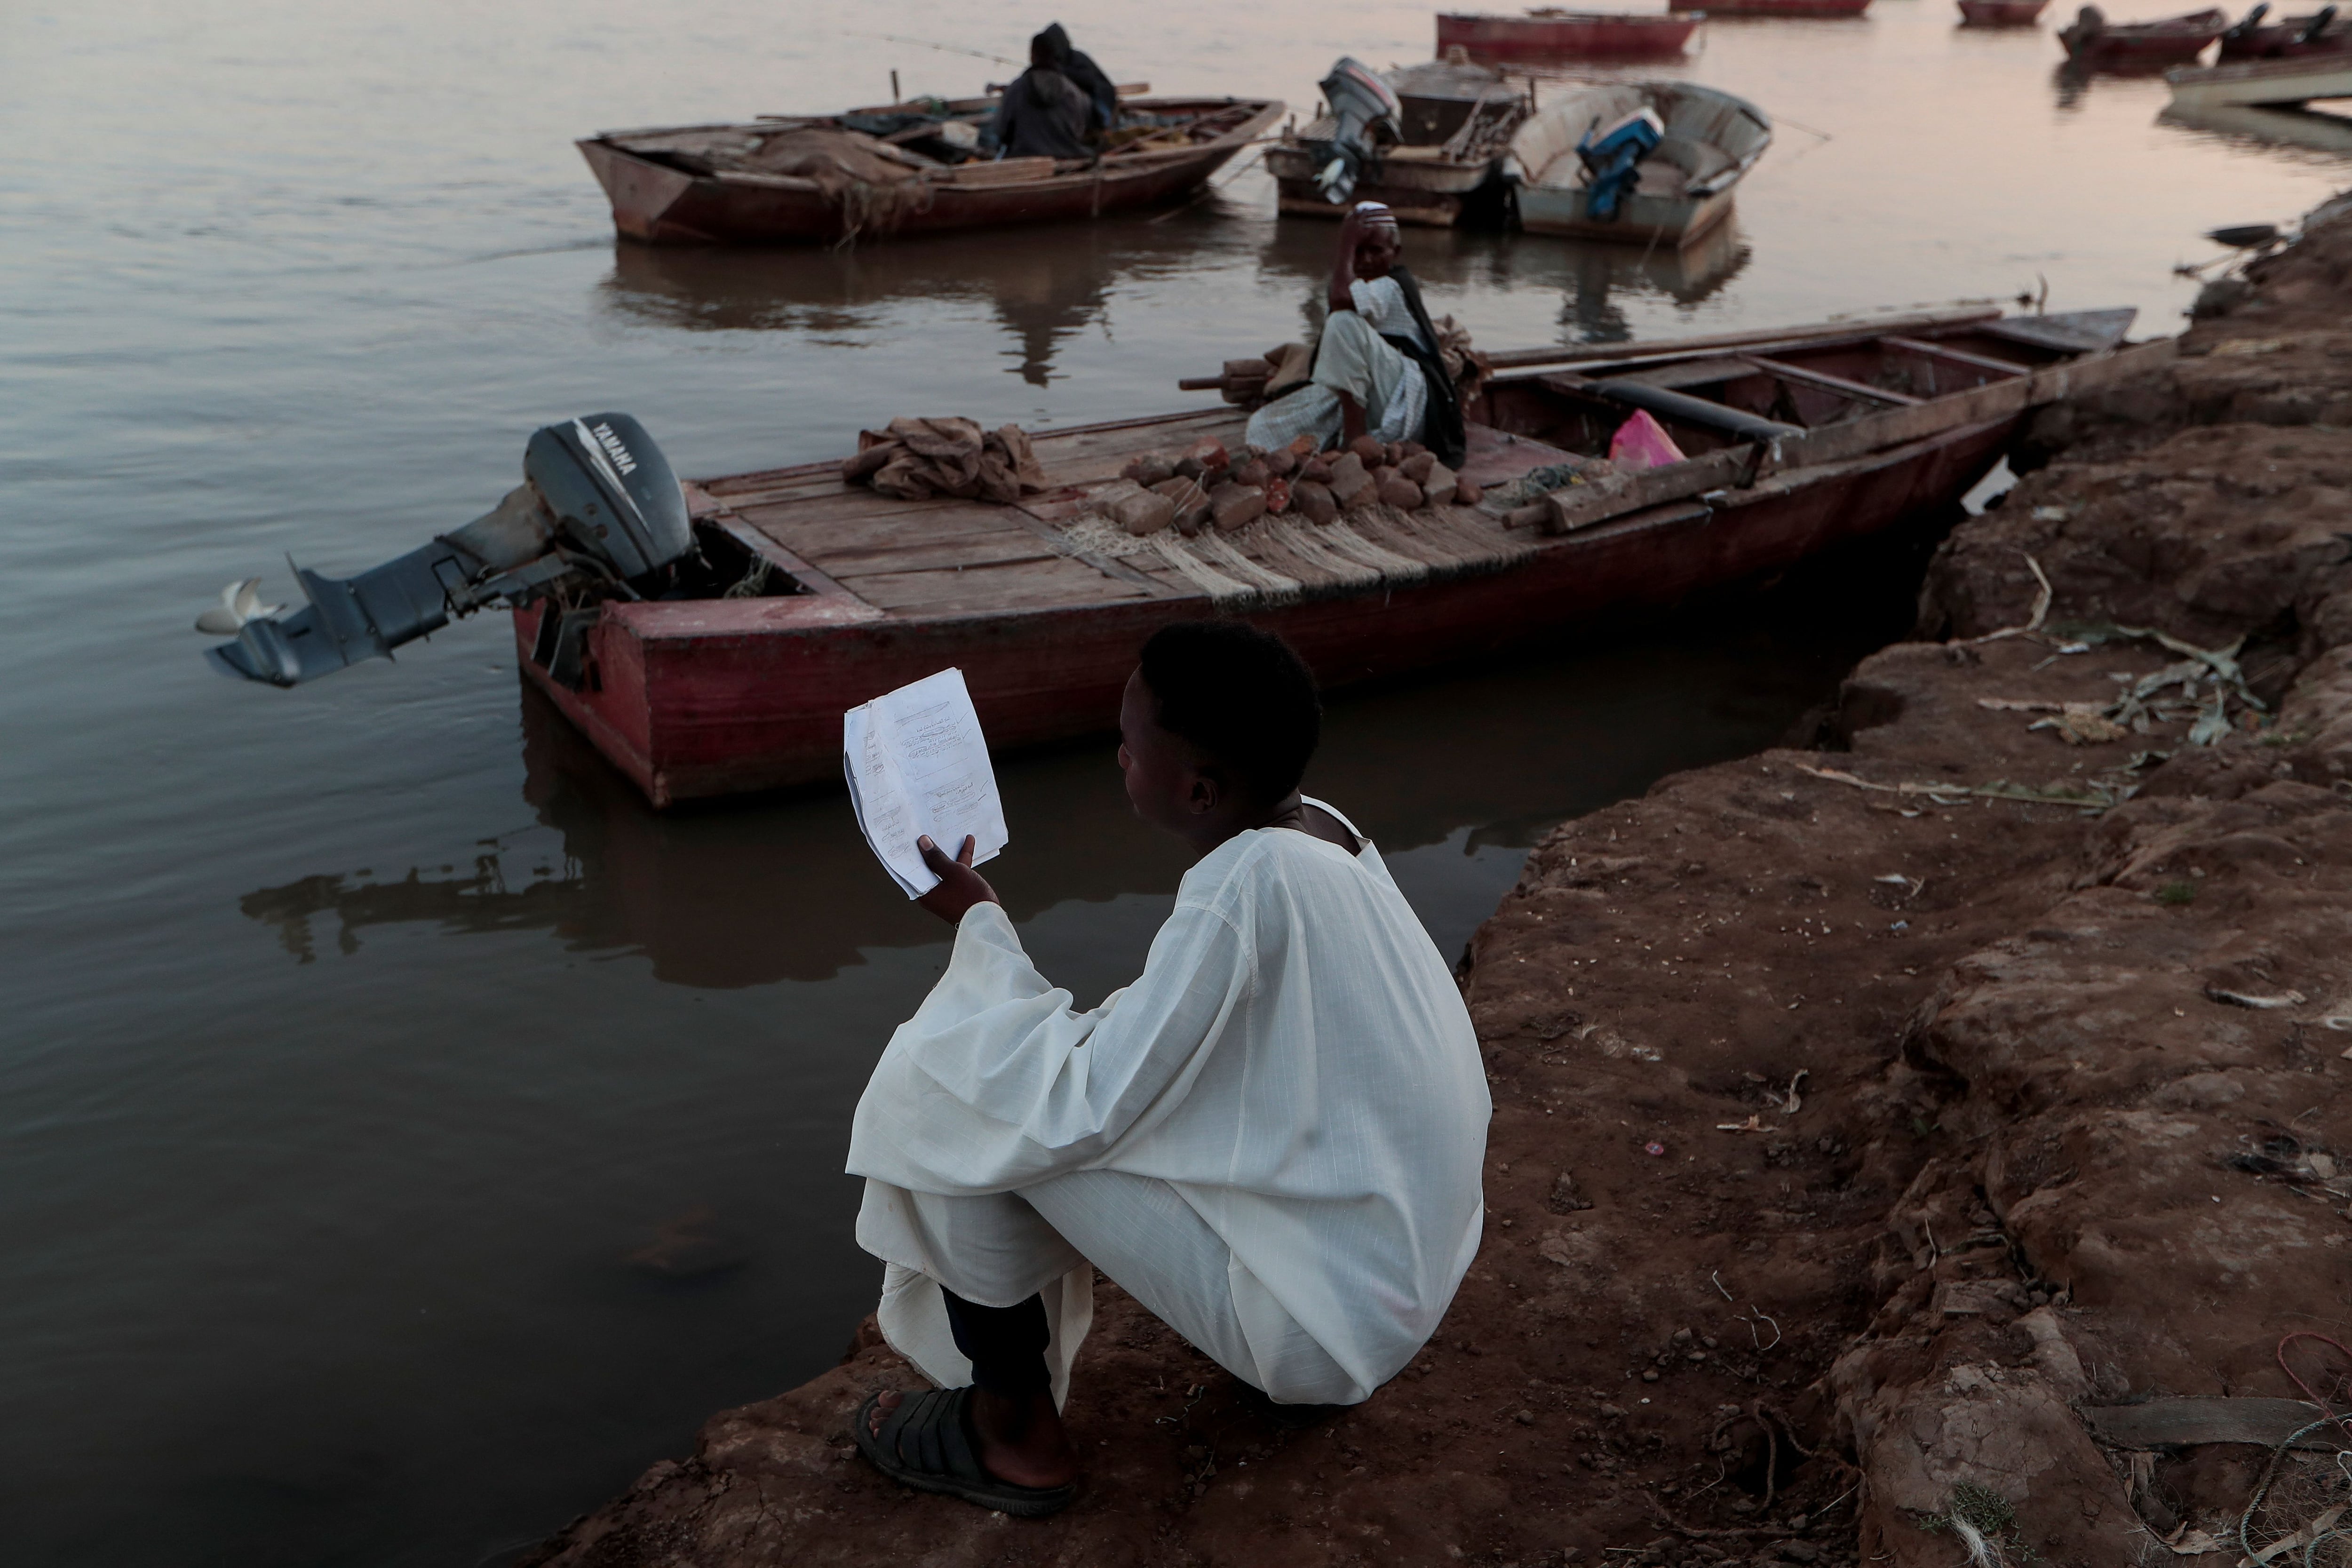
xmin=843 ymin=668 xmax=1009 ymax=918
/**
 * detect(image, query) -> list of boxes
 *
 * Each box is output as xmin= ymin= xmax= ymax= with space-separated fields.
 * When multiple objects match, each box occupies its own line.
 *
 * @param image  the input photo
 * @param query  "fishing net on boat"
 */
xmin=745 ymin=128 xmax=924 ymax=191
xmin=744 ymin=128 xmax=939 ymax=238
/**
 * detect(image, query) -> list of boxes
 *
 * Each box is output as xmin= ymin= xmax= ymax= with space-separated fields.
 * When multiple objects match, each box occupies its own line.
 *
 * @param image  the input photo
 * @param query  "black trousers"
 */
xmin=940 ymin=1287 xmax=1050 ymax=1397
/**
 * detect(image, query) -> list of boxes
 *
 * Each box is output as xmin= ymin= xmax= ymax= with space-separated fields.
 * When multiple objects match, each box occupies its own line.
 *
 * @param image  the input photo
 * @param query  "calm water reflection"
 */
xmin=5 ymin=0 xmax=2350 ymax=1560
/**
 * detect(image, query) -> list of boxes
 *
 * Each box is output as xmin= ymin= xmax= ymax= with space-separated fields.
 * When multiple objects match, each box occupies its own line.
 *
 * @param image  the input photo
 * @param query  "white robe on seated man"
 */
xmin=1243 ymin=277 xmax=1432 ymax=456
xmin=846 ymin=798 xmax=1488 ymax=1408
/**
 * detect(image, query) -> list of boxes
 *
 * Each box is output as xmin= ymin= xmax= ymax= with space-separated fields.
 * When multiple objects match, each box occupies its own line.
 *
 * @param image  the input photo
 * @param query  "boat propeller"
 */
xmin=198 ymin=413 xmax=691 ymax=688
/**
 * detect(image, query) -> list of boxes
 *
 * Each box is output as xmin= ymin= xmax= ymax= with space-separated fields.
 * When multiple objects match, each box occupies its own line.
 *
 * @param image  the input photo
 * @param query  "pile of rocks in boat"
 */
xmin=1096 ymin=433 xmax=1484 ymax=538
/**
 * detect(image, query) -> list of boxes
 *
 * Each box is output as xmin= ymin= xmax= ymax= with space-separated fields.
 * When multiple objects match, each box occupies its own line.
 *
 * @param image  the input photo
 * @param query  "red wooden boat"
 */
xmin=578 ymin=95 xmax=1281 ymax=246
xmin=1669 ymin=0 xmax=1868 ymax=15
xmin=1959 ymin=0 xmax=2052 ymax=25
xmin=1435 ymin=9 xmax=1703 ymax=58
xmin=505 ymin=309 xmax=2154 ymax=805
xmin=2059 ymin=5 xmax=2228 ymax=64
xmin=2218 ymin=3 xmax=2352 ymax=57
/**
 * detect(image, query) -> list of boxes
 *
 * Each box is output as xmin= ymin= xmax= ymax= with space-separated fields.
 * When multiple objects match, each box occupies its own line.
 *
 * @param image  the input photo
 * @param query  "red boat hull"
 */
xmin=2060 ymin=6 xmax=2226 ymax=62
xmin=1434 ymin=11 xmax=1702 ymax=57
xmin=1669 ymin=0 xmax=1869 ymax=15
xmin=579 ymin=99 xmax=1282 ymax=246
xmin=1958 ymin=0 xmax=2051 ymax=24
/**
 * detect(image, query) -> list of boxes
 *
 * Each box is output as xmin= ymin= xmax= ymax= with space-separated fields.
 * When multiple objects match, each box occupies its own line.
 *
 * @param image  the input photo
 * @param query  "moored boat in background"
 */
xmin=2160 ymin=94 xmax=2352 ymax=144
xmin=1669 ymin=0 xmax=1869 ymax=16
xmin=1958 ymin=0 xmax=2053 ymax=25
xmin=1506 ymin=81 xmax=1772 ymax=244
xmin=2217 ymin=2 xmax=2352 ymax=56
xmin=578 ymin=93 xmax=1281 ymax=245
xmin=1268 ymin=61 xmax=1530 ymax=226
xmin=2166 ymin=48 xmax=2352 ymax=101
xmin=1435 ymin=9 xmax=1704 ymax=58
xmin=2058 ymin=5 xmax=2228 ymax=65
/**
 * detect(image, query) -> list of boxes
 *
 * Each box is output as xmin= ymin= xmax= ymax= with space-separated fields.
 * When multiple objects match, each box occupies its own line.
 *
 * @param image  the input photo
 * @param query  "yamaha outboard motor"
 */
xmin=1576 ymin=106 xmax=1665 ymax=223
xmin=202 ymin=413 xmax=690 ymax=686
xmin=1314 ymin=57 xmax=1404 ymax=205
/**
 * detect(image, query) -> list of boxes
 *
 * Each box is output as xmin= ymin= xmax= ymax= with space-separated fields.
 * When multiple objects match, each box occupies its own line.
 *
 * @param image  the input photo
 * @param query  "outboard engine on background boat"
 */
xmin=199 ymin=413 xmax=691 ymax=689
xmin=1576 ymin=106 xmax=1664 ymax=223
xmin=1314 ymin=56 xmax=1403 ymax=205
xmin=2221 ymin=1 xmax=2272 ymax=42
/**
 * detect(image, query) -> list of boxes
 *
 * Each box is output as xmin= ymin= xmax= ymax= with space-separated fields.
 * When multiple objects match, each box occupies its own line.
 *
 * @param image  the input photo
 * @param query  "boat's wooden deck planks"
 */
xmin=703 ymin=406 xmax=1551 ymax=621
xmin=702 ymin=408 xmax=1263 ymax=617
xmin=849 ymin=554 xmax=1157 ymax=616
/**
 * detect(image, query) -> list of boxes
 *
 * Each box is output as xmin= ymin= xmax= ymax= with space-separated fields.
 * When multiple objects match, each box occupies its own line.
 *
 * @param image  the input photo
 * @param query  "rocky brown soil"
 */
xmin=521 ymin=201 xmax=2352 ymax=1568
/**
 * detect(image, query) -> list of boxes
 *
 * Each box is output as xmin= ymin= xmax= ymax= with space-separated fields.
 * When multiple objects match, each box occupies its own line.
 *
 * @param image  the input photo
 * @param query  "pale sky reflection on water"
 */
xmin=1 ymin=0 xmax=2346 ymax=1561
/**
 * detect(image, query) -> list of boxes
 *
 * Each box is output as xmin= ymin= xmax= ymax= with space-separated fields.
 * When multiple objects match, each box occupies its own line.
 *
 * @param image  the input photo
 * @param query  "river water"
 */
xmin=4 ymin=0 xmax=2345 ymax=1560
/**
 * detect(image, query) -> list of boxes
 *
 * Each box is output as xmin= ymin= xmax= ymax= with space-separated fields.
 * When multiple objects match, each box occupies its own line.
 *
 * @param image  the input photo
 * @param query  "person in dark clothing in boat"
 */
xmin=1035 ymin=22 xmax=1117 ymax=131
xmin=989 ymin=24 xmax=1114 ymax=160
xmin=1242 ymin=201 xmax=1467 ymax=468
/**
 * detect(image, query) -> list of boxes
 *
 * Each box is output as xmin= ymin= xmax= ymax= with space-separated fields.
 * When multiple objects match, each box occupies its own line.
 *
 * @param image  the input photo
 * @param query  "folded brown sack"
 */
xmin=841 ymin=418 xmax=1046 ymax=504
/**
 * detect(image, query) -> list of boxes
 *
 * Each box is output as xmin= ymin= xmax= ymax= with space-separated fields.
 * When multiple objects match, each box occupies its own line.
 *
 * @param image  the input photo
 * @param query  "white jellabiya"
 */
xmin=847 ymin=798 xmax=1489 ymax=1408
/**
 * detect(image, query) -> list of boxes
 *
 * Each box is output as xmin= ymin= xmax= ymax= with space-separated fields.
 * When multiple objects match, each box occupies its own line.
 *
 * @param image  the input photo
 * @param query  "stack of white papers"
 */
xmin=843 ymin=668 xmax=1009 ymax=899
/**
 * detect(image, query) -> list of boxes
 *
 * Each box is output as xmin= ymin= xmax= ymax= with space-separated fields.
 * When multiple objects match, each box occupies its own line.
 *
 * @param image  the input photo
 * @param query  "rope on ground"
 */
xmin=2239 ymin=1417 xmax=2352 ymax=1566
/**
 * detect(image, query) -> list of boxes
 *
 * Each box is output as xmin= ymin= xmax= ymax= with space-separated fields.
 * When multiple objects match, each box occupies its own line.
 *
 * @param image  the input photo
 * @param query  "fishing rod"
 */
xmin=851 ymin=31 xmax=1022 ymax=68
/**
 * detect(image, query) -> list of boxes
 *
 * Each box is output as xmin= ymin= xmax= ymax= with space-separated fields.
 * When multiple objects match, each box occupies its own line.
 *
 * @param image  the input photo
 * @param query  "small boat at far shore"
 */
xmin=1670 ymin=0 xmax=1868 ymax=15
xmin=1958 ymin=0 xmax=2052 ymax=25
xmin=2059 ymin=5 xmax=2228 ymax=65
xmin=1506 ymin=81 xmax=1771 ymax=245
xmin=2167 ymin=49 xmax=2352 ymax=101
xmin=578 ymin=94 xmax=1281 ymax=245
xmin=1435 ymin=9 xmax=1704 ymax=58
xmin=2218 ymin=2 xmax=2352 ymax=56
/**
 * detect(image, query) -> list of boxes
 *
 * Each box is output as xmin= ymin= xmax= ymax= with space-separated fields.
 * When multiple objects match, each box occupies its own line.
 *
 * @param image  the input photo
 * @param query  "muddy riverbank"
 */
xmin=520 ymin=202 xmax=2352 ymax=1568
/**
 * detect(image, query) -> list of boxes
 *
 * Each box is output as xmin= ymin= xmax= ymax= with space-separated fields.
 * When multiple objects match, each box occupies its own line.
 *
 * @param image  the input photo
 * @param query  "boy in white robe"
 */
xmin=848 ymin=621 xmax=1489 ymax=1517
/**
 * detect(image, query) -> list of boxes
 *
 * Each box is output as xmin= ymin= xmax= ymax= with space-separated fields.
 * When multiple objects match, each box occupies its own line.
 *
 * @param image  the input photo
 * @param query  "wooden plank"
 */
xmin=945 ymin=156 xmax=1058 ymax=185
xmin=850 ymin=554 xmax=1152 ymax=613
xmin=1766 ymin=337 xmax=2174 ymax=472
xmin=748 ymin=513 xmax=1029 ymax=567
xmin=1483 ymin=307 xmax=2004 ymax=372
xmin=820 ymin=535 xmax=1060 ymax=579
xmin=1001 ymin=506 xmax=1183 ymax=597
xmin=1544 ymin=446 xmax=1752 ymax=534
xmin=1616 ymin=357 xmax=1762 ymax=391
xmin=2082 ymin=1398 xmax=2335 ymax=1450
xmin=700 ymin=514 xmax=884 ymax=619
xmin=1881 ymin=335 xmax=2038 ymax=382
xmin=1747 ymin=355 xmax=1924 ymax=407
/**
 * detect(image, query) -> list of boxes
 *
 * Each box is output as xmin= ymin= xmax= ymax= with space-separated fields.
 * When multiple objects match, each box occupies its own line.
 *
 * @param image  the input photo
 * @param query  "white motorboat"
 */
xmin=1504 ymin=82 xmax=1771 ymax=245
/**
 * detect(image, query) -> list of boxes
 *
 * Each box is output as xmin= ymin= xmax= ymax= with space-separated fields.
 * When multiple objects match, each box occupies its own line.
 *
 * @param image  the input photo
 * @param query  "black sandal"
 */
xmin=851 ymin=1387 xmax=1076 ymax=1518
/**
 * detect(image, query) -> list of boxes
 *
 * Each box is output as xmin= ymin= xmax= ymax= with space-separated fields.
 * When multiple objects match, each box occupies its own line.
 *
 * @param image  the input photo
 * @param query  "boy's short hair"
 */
xmin=1136 ymin=621 xmax=1322 ymax=804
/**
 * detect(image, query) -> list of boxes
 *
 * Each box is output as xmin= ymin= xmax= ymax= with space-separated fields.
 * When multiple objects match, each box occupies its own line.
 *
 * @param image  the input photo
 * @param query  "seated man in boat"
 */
xmin=849 ymin=621 xmax=1488 ymax=1517
xmin=1243 ymin=201 xmax=1468 ymax=467
xmin=989 ymin=24 xmax=1112 ymax=159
